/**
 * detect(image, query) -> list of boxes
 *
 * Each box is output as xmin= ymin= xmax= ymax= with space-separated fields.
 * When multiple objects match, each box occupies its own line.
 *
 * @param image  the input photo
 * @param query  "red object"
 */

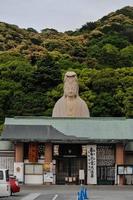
xmin=9 ymin=176 xmax=20 ymax=194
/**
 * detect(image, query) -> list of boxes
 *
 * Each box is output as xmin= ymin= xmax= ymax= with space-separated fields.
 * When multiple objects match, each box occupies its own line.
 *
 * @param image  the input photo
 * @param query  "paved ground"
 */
xmin=0 ymin=185 xmax=133 ymax=200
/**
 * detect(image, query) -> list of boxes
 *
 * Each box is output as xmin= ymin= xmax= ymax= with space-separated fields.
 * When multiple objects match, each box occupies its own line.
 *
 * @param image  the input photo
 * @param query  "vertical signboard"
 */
xmin=87 ymin=145 xmax=97 ymax=184
xmin=14 ymin=162 xmax=24 ymax=182
xmin=79 ymin=169 xmax=85 ymax=185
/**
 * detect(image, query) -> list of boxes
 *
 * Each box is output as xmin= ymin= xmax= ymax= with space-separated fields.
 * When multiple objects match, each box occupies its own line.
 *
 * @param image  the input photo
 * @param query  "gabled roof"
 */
xmin=1 ymin=117 xmax=133 ymax=142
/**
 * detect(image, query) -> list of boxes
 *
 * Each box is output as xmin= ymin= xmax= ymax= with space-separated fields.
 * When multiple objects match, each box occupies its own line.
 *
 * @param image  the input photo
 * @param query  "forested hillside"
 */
xmin=0 ymin=6 xmax=133 ymax=125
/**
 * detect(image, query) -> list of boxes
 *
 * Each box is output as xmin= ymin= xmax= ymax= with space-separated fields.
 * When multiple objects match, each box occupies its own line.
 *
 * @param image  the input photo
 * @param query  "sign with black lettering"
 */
xmin=87 ymin=145 xmax=97 ymax=184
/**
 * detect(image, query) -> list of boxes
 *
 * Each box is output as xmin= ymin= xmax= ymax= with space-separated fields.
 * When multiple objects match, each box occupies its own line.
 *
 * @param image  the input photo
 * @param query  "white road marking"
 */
xmin=52 ymin=194 xmax=58 ymax=200
xmin=21 ymin=193 xmax=41 ymax=200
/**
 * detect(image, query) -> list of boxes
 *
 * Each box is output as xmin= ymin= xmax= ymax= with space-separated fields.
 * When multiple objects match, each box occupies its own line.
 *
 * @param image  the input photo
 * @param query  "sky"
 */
xmin=0 ymin=0 xmax=133 ymax=32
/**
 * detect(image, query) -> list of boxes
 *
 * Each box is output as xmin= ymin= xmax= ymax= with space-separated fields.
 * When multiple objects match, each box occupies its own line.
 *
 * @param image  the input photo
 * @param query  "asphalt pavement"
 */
xmin=0 ymin=185 xmax=133 ymax=200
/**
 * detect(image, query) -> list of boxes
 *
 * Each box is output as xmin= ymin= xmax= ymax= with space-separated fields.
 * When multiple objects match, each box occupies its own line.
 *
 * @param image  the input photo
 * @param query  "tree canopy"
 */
xmin=0 ymin=6 xmax=133 ymax=127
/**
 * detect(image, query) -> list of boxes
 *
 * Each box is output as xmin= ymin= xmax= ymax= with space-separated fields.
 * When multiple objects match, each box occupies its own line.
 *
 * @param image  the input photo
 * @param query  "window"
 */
xmin=5 ymin=170 xmax=9 ymax=181
xmin=0 ymin=170 xmax=4 ymax=180
xmin=38 ymin=143 xmax=45 ymax=159
xmin=25 ymin=164 xmax=43 ymax=175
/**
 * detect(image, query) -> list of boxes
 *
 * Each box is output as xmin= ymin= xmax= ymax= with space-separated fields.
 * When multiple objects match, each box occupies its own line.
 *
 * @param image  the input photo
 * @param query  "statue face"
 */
xmin=64 ymin=72 xmax=79 ymax=97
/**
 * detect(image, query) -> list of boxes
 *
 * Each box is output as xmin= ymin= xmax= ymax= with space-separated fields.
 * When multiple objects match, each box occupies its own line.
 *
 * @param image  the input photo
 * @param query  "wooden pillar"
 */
xmin=44 ymin=143 xmax=52 ymax=163
xmin=116 ymin=143 xmax=125 ymax=185
xmin=43 ymin=143 xmax=53 ymax=184
xmin=15 ymin=143 xmax=24 ymax=162
xmin=44 ymin=143 xmax=52 ymax=173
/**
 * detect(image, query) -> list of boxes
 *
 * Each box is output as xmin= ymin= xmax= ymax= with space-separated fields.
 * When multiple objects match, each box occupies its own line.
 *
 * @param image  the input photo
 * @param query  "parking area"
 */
xmin=0 ymin=185 xmax=133 ymax=200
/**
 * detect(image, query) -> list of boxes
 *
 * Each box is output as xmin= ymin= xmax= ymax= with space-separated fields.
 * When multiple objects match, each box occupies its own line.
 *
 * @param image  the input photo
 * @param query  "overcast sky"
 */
xmin=0 ymin=0 xmax=133 ymax=32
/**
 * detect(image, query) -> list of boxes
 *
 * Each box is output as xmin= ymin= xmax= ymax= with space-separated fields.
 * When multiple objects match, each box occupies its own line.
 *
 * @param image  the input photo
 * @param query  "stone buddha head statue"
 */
xmin=64 ymin=71 xmax=79 ymax=98
xmin=52 ymin=71 xmax=90 ymax=117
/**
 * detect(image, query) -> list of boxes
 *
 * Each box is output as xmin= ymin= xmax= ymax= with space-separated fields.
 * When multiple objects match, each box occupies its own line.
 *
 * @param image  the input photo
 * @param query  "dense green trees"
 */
xmin=0 ymin=6 xmax=133 ymax=127
xmin=33 ymin=54 xmax=62 ymax=90
xmin=78 ymin=68 xmax=133 ymax=117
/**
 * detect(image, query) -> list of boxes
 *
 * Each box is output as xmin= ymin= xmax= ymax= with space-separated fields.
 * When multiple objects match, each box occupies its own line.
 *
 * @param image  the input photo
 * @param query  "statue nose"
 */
xmin=69 ymin=89 xmax=73 ymax=93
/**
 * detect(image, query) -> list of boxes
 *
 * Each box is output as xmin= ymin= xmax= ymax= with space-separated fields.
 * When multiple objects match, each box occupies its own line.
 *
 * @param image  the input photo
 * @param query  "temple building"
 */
xmin=1 ymin=117 xmax=133 ymax=185
xmin=1 ymin=72 xmax=133 ymax=185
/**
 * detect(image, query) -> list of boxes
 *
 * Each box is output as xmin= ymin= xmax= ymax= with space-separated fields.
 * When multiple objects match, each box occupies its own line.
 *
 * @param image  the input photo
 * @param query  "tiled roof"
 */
xmin=1 ymin=117 xmax=133 ymax=142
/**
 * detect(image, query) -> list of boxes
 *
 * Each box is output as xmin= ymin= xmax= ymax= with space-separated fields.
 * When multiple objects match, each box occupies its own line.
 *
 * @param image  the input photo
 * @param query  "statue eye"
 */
xmin=66 ymin=75 xmax=75 ymax=78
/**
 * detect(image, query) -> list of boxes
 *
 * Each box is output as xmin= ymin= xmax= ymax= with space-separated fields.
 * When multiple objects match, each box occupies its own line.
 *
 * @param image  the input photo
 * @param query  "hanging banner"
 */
xmin=28 ymin=143 xmax=38 ymax=163
xmin=87 ymin=145 xmax=97 ymax=184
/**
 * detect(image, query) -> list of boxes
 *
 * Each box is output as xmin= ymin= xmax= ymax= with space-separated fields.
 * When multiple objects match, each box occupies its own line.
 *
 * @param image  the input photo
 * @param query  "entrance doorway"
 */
xmin=97 ymin=166 xmax=115 ymax=185
xmin=56 ymin=157 xmax=87 ymax=184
